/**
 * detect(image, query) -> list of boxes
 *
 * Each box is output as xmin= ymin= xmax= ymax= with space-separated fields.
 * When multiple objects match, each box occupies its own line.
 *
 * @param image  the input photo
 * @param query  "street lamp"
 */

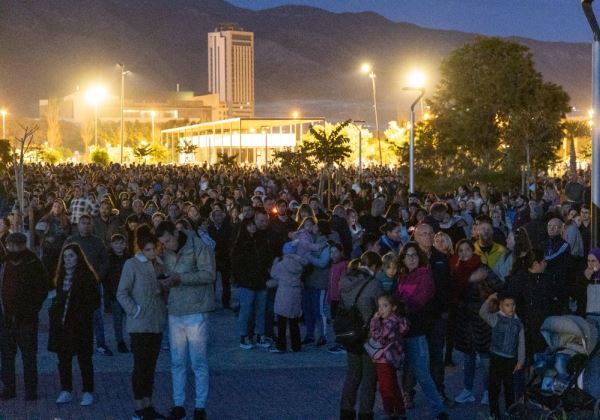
xmin=582 ymin=0 xmax=600 ymax=247
xmin=261 ymin=126 xmax=270 ymax=172
xmin=361 ymin=63 xmax=382 ymax=164
xmin=85 ymin=85 xmax=107 ymax=148
xmin=1 ymin=110 xmax=6 ymax=139
xmin=349 ymin=120 xmax=366 ymax=181
xmin=117 ymin=64 xmax=131 ymax=164
xmin=150 ymin=111 xmax=156 ymax=143
xmin=292 ymin=111 xmax=299 ymax=119
xmin=402 ymin=70 xmax=426 ymax=193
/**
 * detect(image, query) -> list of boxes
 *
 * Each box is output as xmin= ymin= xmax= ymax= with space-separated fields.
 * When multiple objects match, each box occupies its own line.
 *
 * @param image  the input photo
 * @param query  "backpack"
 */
xmin=334 ymin=279 xmax=371 ymax=350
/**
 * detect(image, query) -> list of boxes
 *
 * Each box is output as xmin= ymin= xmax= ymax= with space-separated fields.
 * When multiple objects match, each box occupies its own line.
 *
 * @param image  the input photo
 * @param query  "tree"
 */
xmin=177 ymin=139 xmax=198 ymax=163
xmin=216 ymin=152 xmax=238 ymax=168
xmin=0 ymin=139 xmax=12 ymax=170
xmin=562 ymin=120 xmax=591 ymax=173
xmin=427 ymin=37 xmax=570 ymax=182
xmin=302 ymin=120 xmax=352 ymax=208
xmin=273 ymin=147 xmax=314 ymax=173
xmin=12 ymin=126 xmax=38 ymax=232
xmin=81 ymin=117 xmax=94 ymax=155
xmin=133 ymin=143 xmax=155 ymax=163
xmin=303 ymin=120 xmax=352 ymax=167
xmin=46 ymin=97 xmax=62 ymax=148
xmin=90 ymin=148 xmax=110 ymax=166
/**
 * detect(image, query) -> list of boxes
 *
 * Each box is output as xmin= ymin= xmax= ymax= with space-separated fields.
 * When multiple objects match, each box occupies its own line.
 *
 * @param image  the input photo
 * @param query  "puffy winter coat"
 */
xmin=272 ymin=254 xmax=306 ymax=318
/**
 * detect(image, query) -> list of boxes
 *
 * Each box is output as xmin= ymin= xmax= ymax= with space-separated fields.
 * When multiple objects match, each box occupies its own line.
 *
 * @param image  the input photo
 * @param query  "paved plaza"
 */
xmin=1 ymin=291 xmax=492 ymax=420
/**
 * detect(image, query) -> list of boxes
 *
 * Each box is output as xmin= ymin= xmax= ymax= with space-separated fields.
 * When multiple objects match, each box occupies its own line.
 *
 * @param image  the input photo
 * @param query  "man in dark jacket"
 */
xmin=409 ymin=222 xmax=453 ymax=406
xmin=545 ymin=218 xmax=573 ymax=314
xmin=208 ymin=208 xmax=233 ymax=308
xmin=0 ymin=233 xmax=49 ymax=400
xmin=268 ymin=199 xmax=298 ymax=258
xmin=330 ymin=205 xmax=353 ymax=258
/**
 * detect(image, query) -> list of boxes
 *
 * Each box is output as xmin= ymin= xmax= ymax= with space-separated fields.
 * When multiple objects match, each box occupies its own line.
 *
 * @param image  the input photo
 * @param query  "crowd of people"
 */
xmin=0 ymin=162 xmax=598 ymax=420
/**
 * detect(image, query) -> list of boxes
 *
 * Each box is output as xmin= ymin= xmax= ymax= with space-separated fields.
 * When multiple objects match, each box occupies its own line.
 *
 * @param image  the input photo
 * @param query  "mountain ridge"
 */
xmin=0 ymin=0 xmax=591 ymax=124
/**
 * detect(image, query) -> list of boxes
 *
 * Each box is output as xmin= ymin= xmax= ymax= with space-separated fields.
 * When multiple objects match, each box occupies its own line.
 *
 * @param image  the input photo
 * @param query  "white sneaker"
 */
xmin=56 ymin=390 xmax=73 ymax=404
xmin=256 ymin=335 xmax=271 ymax=348
xmin=80 ymin=392 xmax=94 ymax=406
xmin=454 ymin=389 xmax=475 ymax=403
xmin=480 ymin=391 xmax=489 ymax=405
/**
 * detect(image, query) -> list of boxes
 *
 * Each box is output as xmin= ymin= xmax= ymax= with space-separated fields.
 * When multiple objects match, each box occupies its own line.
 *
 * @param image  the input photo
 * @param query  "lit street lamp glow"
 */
xmin=407 ymin=70 xmax=426 ymax=88
xmin=292 ymin=111 xmax=299 ymax=119
xmin=86 ymin=85 xmax=107 ymax=147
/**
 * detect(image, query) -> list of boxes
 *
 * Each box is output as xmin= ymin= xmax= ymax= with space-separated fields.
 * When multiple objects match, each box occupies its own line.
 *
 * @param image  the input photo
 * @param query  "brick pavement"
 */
xmin=0 ymin=295 xmax=493 ymax=420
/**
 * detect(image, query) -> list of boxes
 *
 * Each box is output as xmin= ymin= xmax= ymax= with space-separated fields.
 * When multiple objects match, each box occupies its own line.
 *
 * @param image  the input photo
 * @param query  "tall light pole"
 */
xmin=86 ymin=85 xmax=107 ymax=148
xmin=361 ymin=63 xmax=382 ymax=164
xmin=150 ymin=111 xmax=156 ymax=143
xmin=403 ymin=70 xmax=426 ymax=193
xmin=1 ymin=110 xmax=6 ymax=139
xmin=582 ymin=0 xmax=600 ymax=247
xmin=261 ymin=126 xmax=269 ymax=172
xmin=349 ymin=120 xmax=365 ymax=181
xmin=117 ymin=64 xmax=130 ymax=164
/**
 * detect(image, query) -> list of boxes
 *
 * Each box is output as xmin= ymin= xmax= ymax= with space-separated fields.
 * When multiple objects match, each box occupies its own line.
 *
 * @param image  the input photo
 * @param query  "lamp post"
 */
xmin=361 ymin=63 xmax=382 ymax=164
xmin=117 ymin=64 xmax=130 ymax=164
xmin=583 ymin=0 xmax=600 ymax=247
xmin=150 ymin=111 xmax=156 ymax=143
xmin=402 ymin=71 xmax=426 ymax=193
xmin=86 ymin=86 xmax=107 ymax=148
xmin=1 ymin=110 xmax=6 ymax=139
xmin=349 ymin=120 xmax=366 ymax=181
xmin=261 ymin=126 xmax=269 ymax=172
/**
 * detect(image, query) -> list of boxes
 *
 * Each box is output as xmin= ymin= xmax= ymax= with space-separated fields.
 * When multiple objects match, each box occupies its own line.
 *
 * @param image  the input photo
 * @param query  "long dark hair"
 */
xmin=54 ymin=243 xmax=99 ymax=289
xmin=510 ymin=227 xmax=533 ymax=275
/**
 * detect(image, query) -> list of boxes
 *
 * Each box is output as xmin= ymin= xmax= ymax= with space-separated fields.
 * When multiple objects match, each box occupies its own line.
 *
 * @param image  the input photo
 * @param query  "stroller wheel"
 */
xmin=543 ymin=408 xmax=566 ymax=420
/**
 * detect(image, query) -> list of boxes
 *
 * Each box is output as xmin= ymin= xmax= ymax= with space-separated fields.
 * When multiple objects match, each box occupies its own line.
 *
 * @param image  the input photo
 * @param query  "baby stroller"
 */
xmin=507 ymin=315 xmax=600 ymax=420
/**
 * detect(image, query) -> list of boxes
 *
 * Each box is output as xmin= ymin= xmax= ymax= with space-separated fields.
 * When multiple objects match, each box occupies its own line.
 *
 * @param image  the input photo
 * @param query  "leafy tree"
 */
xmin=134 ymin=143 xmax=155 ymax=163
xmin=90 ymin=148 xmax=110 ymax=166
xmin=46 ymin=97 xmax=62 ymax=148
xmin=177 ymin=139 xmax=198 ymax=163
xmin=562 ymin=120 xmax=591 ymax=173
xmin=38 ymin=147 xmax=61 ymax=164
xmin=80 ymin=117 xmax=94 ymax=155
xmin=427 ymin=37 xmax=570 ymax=182
xmin=0 ymin=139 xmax=12 ymax=170
xmin=216 ymin=152 xmax=238 ymax=168
xmin=273 ymin=147 xmax=314 ymax=173
xmin=302 ymin=120 xmax=352 ymax=167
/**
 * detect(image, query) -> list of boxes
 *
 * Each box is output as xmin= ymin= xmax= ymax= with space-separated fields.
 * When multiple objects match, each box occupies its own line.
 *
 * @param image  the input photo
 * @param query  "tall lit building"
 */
xmin=208 ymin=23 xmax=254 ymax=118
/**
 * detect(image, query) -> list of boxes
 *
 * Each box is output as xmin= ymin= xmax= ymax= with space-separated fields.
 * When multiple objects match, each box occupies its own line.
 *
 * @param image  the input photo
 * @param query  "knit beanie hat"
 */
xmin=589 ymin=248 xmax=600 ymax=263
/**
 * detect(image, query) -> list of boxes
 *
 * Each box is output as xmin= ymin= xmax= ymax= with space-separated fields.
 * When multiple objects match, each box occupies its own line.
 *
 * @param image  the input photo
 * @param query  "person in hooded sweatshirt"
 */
xmin=339 ymin=251 xmax=384 ymax=420
xmin=0 ymin=232 xmax=49 ymax=401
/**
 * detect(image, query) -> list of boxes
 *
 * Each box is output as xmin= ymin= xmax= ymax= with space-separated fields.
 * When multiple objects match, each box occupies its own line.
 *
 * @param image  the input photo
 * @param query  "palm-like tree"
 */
xmin=302 ymin=120 xmax=352 ymax=209
xmin=562 ymin=120 xmax=591 ymax=173
xmin=134 ymin=144 xmax=155 ymax=163
xmin=217 ymin=152 xmax=238 ymax=168
xmin=177 ymin=139 xmax=198 ymax=163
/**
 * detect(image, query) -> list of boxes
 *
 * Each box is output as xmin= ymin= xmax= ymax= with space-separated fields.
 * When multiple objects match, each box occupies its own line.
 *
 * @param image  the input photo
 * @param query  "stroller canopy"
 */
xmin=540 ymin=315 xmax=598 ymax=355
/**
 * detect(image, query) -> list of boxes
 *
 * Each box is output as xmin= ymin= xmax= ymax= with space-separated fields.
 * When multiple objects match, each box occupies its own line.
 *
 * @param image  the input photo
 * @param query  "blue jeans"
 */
xmin=107 ymin=297 xmax=125 ymax=343
xmin=302 ymin=288 xmax=327 ymax=340
xmin=238 ymin=288 xmax=267 ymax=337
xmin=93 ymin=285 xmax=106 ymax=348
xmin=404 ymin=335 xmax=446 ymax=415
xmin=462 ymin=351 xmax=490 ymax=392
xmin=169 ymin=313 xmax=209 ymax=408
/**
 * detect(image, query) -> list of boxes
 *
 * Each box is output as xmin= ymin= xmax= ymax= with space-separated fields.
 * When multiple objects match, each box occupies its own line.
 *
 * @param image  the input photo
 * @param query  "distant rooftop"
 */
xmin=215 ymin=23 xmax=244 ymax=32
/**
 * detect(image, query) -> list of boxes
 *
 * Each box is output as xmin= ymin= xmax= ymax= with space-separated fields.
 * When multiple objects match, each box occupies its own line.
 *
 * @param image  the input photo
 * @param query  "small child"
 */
xmin=104 ymin=234 xmax=129 ymax=353
xmin=367 ymin=295 xmax=410 ymax=420
xmin=479 ymin=292 xmax=525 ymax=420
xmin=375 ymin=252 xmax=398 ymax=294
xmin=295 ymin=216 xmax=324 ymax=257
xmin=268 ymin=241 xmax=307 ymax=353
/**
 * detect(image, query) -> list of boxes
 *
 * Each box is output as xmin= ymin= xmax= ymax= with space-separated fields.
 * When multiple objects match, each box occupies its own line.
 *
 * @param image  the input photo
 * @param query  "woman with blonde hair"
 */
xmin=433 ymin=232 xmax=454 ymax=256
